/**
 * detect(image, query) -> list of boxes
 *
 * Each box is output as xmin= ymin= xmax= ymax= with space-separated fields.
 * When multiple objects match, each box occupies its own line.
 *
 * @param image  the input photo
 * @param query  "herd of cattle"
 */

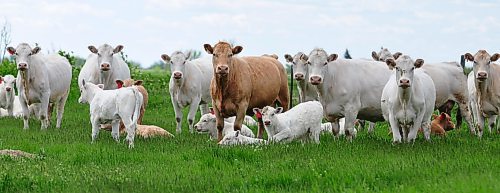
xmin=0 ymin=41 xmax=499 ymax=148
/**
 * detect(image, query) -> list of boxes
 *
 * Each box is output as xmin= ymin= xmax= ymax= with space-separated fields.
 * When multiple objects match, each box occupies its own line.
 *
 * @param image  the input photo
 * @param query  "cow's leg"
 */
xmin=389 ymin=113 xmax=402 ymax=144
xmin=277 ymin=80 xmax=290 ymax=111
xmin=187 ymin=99 xmax=201 ymax=134
xmin=111 ymin=119 xmax=120 ymax=142
xmin=457 ymin=98 xmax=474 ymax=133
xmin=272 ymin=129 xmax=292 ymax=143
xmin=91 ymin=116 xmax=100 ymax=143
xmin=257 ymin=117 xmax=265 ymax=139
xmin=199 ymin=103 xmax=209 ymax=115
xmin=331 ymin=120 xmax=340 ymax=137
xmin=311 ymin=124 xmax=321 ymax=144
xmin=19 ymin=94 xmax=30 ymax=130
xmin=56 ymin=92 xmax=69 ymax=129
xmin=476 ymin=113 xmax=485 ymax=138
xmin=122 ymin=117 xmax=136 ymax=149
xmin=172 ymin=102 xmax=183 ymax=134
xmin=421 ymin=121 xmax=431 ymax=141
xmin=343 ymin=111 xmax=359 ymax=141
xmin=367 ymin=121 xmax=375 ymax=134
xmin=212 ymin=104 xmax=225 ymax=142
xmin=487 ymin=115 xmax=497 ymax=133
xmin=39 ymin=93 xmax=50 ymax=130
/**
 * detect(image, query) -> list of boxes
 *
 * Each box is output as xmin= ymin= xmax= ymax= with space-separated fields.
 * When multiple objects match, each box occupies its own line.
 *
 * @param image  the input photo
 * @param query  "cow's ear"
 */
xmin=491 ymin=53 xmax=500 ymax=62
xmin=393 ymin=52 xmax=402 ymax=60
xmin=113 ymin=45 xmax=124 ymax=54
xmin=275 ymin=107 xmax=283 ymax=114
xmin=327 ymin=54 xmax=338 ymax=62
xmin=464 ymin=53 xmax=474 ymax=62
xmin=252 ymin=108 xmax=261 ymax=114
xmin=209 ymin=107 xmax=215 ymax=115
xmin=414 ymin=59 xmax=424 ymax=68
xmin=203 ymin=44 xmax=213 ymax=54
xmin=232 ymin=46 xmax=243 ymax=55
xmin=185 ymin=51 xmax=192 ymax=60
xmin=7 ymin=47 xmax=15 ymax=55
xmin=81 ymin=79 xmax=86 ymax=88
xmin=300 ymin=53 xmax=308 ymax=61
xmin=32 ymin=47 xmax=41 ymax=55
xmin=134 ymin=80 xmax=143 ymax=86
xmin=386 ymin=59 xmax=396 ymax=70
xmin=284 ymin=54 xmax=293 ymax=63
xmin=161 ymin=54 xmax=171 ymax=62
xmin=88 ymin=45 xmax=98 ymax=53
xmin=116 ymin=80 xmax=124 ymax=88
xmin=97 ymin=84 xmax=104 ymax=89
xmin=0 ymin=76 xmax=3 ymax=84
xmin=371 ymin=51 xmax=379 ymax=61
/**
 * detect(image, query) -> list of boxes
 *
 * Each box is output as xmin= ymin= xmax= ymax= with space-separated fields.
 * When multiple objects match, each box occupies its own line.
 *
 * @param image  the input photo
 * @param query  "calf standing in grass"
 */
xmin=7 ymin=43 xmax=72 ymax=129
xmin=161 ymin=51 xmax=213 ymax=134
xmin=381 ymin=55 xmax=436 ymax=143
xmin=253 ymin=101 xmax=323 ymax=143
xmin=78 ymin=80 xmax=143 ymax=148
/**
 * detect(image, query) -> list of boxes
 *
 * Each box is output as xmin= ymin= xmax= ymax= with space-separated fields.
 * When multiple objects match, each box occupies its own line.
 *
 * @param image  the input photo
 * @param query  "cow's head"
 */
xmin=253 ymin=106 xmax=283 ymax=127
xmin=7 ymin=43 xmax=41 ymax=71
xmin=194 ymin=113 xmax=216 ymax=133
xmin=78 ymin=79 xmax=104 ymax=104
xmin=204 ymin=42 xmax=243 ymax=76
xmin=88 ymin=44 xmax=123 ymax=72
xmin=386 ymin=55 xmax=424 ymax=89
xmin=464 ymin=50 xmax=500 ymax=82
xmin=285 ymin=52 xmax=309 ymax=81
xmin=161 ymin=51 xmax=191 ymax=81
xmin=371 ymin=47 xmax=402 ymax=62
xmin=307 ymin=48 xmax=338 ymax=85
xmin=0 ymin=75 xmax=16 ymax=94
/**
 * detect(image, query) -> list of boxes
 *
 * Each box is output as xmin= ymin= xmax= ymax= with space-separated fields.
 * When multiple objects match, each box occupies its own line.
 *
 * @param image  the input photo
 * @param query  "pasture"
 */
xmin=0 ymin=69 xmax=499 ymax=192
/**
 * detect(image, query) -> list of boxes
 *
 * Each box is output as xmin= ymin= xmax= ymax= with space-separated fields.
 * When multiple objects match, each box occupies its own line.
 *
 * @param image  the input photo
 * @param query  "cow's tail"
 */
xmin=131 ymin=87 xmax=143 ymax=127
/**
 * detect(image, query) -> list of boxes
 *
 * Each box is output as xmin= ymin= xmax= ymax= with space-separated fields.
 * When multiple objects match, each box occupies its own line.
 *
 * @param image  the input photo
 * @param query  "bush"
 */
xmin=0 ymin=59 xmax=17 ymax=76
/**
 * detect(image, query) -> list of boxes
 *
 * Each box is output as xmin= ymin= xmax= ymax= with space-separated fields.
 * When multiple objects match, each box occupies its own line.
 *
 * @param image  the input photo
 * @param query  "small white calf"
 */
xmin=78 ymin=80 xmax=143 ymax=149
xmin=253 ymin=101 xmax=323 ymax=143
xmin=194 ymin=113 xmax=255 ymax=140
xmin=381 ymin=55 xmax=436 ymax=143
xmin=218 ymin=130 xmax=268 ymax=146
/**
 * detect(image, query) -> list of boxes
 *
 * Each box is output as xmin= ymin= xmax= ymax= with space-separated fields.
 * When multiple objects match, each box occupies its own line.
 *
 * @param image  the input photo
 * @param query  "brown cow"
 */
xmin=204 ymin=41 xmax=289 ymax=141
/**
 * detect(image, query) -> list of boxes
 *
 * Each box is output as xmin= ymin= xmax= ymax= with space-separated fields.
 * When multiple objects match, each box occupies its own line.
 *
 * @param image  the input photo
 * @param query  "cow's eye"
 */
xmin=228 ymin=53 xmax=233 ymax=57
xmin=183 ymin=61 xmax=186 ymax=65
xmin=97 ymin=53 xmax=101 ymax=56
xmin=324 ymin=62 xmax=328 ymax=65
xmin=14 ymin=53 xmax=18 ymax=56
xmin=28 ymin=53 xmax=32 ymax=56
xmin=203 ymin=120 xmax=207 ymax=122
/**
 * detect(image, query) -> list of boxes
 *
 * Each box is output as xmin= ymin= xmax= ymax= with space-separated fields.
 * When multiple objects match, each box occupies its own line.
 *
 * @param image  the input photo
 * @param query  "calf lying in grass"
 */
xmin=428 ymin=113 xmax=455 ymax=136
xmin=194 ymin=113 xmax=255 ymax=140
xmin=218 ymin=130 xmax=268 ymax=146
xmin=136 ymin=125 xmax=174 ymax=138
xmin=253 ymin=101 xmax=323 ymax=143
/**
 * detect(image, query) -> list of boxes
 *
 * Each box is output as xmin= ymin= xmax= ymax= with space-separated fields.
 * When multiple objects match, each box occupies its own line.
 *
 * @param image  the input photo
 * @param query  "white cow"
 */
xmin=373 ymin=48 xmax=473 ymax=133
xmin=284 ymin=52 xmax=318 ymax=102
xmin=78 ymin=44 xmax=131 ymax=90
xmin=218 ymin=130 xmax=268 ymax=146
xmin=381 ymin=55 xmax=436 ymax=143
xmin=78 ymin=80 xmax=143 ymax=149
xmin=253 ymin=101 xmax=323 ymax=143
xmin=464 ymin=50 xmax=500 ymax=137
xmin=194 ymin=113 xmax=255 ymax=140
xmin=7 ymin=43 xmax=72 ymax=129
xmin=0 ymin=75 xmax=16 ymax=116
xmin=308 ymin=48 xmax=392 ymax=140
xmin=161 ymin=51 xmax=213 ymax=134
xmin=467 ymin=72 xmax=498 ymax=133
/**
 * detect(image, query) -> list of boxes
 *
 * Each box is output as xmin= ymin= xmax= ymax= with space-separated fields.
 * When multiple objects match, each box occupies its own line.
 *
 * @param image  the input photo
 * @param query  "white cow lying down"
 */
xmin=78 ymin=80 xmax=143 ymax=149
xmin=218 ymin=130 xmax=268 ymax=146
xmin=194 ymin=113 xmax=255 ymax=140
xmin=253 ymin=101 xmax=323 ymax=143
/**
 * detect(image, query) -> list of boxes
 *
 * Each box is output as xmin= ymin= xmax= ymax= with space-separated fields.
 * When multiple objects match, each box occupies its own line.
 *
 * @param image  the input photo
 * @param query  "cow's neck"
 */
xmin=214 ymin=71 xmax=236 ymax=109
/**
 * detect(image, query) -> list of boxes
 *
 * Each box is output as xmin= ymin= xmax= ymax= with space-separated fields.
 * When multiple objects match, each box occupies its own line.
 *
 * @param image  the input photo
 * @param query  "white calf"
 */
xmin=382 ymin=55 xmax=436 ymax=143
xmin=194 ymin=113 xmax=255 ymax=140
xmin=218 ymin=130 xmax=268 ymax=146
xmin=253 ymin=101 xmax=323 ymax=143
xmin=78 ymin=80 xmax=143 ymax=149
xmin=0 ymin=75 xmax=16 ymax=116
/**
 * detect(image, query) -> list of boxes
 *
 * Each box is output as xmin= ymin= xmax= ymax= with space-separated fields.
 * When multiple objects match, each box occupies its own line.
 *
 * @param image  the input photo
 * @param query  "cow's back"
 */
xmin=421 ymin=62 xmax=466 ymax=107
xmin=44 ymin=54 xmax=72 ymax=101
xmin=241 ymin=56 xmax=287 ymax=110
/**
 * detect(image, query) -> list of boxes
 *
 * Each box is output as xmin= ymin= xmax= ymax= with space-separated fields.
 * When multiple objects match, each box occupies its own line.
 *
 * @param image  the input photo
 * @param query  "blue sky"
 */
xmin=1 ymin=0 xmax=499 ymax=67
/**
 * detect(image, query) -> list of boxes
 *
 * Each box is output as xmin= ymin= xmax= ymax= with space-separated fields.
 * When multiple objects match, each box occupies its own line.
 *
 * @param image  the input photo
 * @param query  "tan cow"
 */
xmin=204 ymin=41 xmax=289 ymax=141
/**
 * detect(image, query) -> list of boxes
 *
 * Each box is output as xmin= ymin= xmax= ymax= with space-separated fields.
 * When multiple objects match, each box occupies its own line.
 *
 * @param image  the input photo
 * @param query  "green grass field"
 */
xmin=1 ymin=69 xmax=499 ymax=192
